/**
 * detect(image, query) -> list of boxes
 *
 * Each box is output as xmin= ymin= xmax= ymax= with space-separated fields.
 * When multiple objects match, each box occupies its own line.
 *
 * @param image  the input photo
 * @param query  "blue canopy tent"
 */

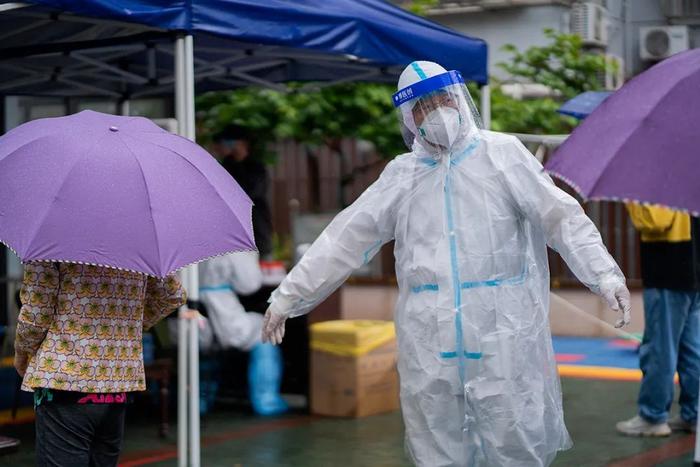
xmin=0 ymin=1 xmax=488 ymax=95
xmin=0 ymin=3 xmax=487 ymax=465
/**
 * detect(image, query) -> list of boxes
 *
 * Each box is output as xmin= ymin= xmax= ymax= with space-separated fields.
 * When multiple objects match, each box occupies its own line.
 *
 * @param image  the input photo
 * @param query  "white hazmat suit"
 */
xmin=199 ymin=251 xmax=263 ymax=351
xmin=263 ymin=61 xmax=631 ymax=466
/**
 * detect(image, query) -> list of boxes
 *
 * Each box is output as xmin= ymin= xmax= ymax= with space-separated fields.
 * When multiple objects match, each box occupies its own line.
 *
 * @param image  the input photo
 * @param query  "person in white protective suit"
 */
xmin=199 ymin=251 xmax=288 ymax=416
xmin=262 ymin=61 xmax=631 ymax=466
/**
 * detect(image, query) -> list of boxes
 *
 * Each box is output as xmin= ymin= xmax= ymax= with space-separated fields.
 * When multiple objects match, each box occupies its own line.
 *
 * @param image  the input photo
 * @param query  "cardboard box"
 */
xmin=311 ymin=339 xmax=400 ymax=418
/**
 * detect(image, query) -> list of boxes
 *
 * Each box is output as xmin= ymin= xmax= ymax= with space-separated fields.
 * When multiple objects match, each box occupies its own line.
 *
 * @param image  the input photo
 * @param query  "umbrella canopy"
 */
xmin=557 ymin=91 xmax=612 ymax=119
xmin=546 ymin=49 xmax=700 ymax=216
xmin=0 ymin=110 xmax=255 ymax=277
xmin=0 ymin=0 xmax=488 ymax=98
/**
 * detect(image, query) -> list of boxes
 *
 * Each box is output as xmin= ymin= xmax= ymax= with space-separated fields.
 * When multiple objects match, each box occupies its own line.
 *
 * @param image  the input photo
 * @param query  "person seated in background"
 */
xmin=197 ymin=251 xmax=287 ymax=416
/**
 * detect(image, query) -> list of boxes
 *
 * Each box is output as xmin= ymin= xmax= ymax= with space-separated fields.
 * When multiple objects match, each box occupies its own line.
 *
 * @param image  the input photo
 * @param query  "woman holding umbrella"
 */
xmin=1 ymin=110 xmax=257 ymax=467
xmin=14 ymin=263 xmax=186 ymax=466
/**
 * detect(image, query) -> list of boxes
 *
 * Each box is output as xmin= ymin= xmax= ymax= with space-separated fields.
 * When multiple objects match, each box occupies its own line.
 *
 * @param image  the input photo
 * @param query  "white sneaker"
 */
xmin=668 ymin=415 xmax=696 ymax=433
xmin=616 ymin=415 xmax=671 ymax=437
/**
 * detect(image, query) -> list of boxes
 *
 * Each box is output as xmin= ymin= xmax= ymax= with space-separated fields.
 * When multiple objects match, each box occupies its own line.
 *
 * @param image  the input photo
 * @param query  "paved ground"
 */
xmin=1 ymin=377 xmax=696 ymax=466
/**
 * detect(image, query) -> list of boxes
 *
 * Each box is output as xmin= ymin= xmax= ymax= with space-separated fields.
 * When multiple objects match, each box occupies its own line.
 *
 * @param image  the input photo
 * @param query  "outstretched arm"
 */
xmin=263 ymin=159 xmax=403 ymax=344
xmin=503 ymin=137 xmax=631 ymax=327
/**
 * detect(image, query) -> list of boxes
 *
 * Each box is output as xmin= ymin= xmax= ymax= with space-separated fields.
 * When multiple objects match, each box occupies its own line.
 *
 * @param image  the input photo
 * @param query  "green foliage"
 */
xmin=280 ymin=83 xmax=404 ymax=157
xmin=401 ymin=0 xmax=439 ymax=15
xmin=271 ymin=233 xmax=293 ymax=263
xmin=468 ymin=82 xmax=578 ymax=134
xmin=196 ymin=88 xmax=292 ymax=163
xmin=490 ymin=87 xmax=578 ymax=134
xmin=500 ymin=28 xmax=608 ymax=99
xmin=196 ymin=83 xmax=404 ymax=161
xmin=196 ymin=0 xmax=439 ymax=161
xmin=196 ymin=28 xmax=610 ymax=162
xmin=491 ymin=28 xmax=609 ymax=134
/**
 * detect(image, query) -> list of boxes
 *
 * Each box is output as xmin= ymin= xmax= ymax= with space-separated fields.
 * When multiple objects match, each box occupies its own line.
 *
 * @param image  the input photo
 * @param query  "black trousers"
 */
xmin=35 ymin=401 xmax=126 ymax=467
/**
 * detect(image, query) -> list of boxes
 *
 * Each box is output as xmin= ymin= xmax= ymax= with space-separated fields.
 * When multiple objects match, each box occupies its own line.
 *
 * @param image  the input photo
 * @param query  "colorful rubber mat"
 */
xmin=552 ymin=336 xmax=651 ymax=381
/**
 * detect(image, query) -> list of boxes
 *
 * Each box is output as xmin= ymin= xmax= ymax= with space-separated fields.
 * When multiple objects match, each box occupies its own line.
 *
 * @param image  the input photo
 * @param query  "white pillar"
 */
xmin=177 ymin=282 xmax=189 ymax=467
xmin=175 ymin=33 xmax=200 ymax=467
xmin=187 ymin=268 xmax=200 ymax=467
xmin=480 ymin=84 xmax=491 ymax=130
xmin=119 ymin=99 xmax=130 ymax=116
xmin=174 ymin=35 xmax=188 ymax=467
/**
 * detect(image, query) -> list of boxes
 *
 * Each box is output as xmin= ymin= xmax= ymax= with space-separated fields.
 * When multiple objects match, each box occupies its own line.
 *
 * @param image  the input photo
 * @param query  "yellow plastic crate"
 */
xmin=310 ymin=320 xmax=395 ymax=357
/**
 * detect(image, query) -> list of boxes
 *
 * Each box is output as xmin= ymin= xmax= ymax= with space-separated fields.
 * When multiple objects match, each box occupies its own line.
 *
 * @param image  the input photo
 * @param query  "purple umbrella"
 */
xmin=0 ymin=110 xmax=256 ymax=277
xmin=546 ymin=48 xmax=700 ymax=216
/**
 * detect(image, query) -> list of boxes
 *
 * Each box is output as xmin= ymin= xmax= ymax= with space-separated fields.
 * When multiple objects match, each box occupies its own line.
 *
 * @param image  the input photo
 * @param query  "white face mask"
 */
xmin=418 ymin=107 xmax=462 ymax=150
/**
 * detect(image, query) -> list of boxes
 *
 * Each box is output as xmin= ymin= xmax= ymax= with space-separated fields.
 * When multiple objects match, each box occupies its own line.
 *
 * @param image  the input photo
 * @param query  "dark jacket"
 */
xmin=223 ymin=157 xmax=273 ymax=256
xmin=627 ymin=204 xmax=700 ymax=291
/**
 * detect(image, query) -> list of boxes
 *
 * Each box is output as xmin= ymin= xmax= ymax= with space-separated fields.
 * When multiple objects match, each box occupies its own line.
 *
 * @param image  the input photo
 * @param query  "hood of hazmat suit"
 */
xmin=270 ymin=61 xmax=626 ymax=466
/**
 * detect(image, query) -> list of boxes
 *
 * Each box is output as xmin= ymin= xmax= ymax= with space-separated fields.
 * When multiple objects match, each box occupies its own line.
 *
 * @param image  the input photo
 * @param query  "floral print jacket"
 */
xmin=15 ymin=262 xmax=186 ymax=393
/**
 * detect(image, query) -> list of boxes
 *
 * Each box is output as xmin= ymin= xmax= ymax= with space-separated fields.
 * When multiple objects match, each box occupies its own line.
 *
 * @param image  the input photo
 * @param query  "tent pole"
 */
xmin=176 ymin=33 xmax=201 ymax=467
xmin=177 ymin=279 xmax=189 ymax=467
xmin=480 ymin=84 xmax=491 ymax=130
xmin=183 ymin=33 xmax=200 ymax=467
xmin=174 ymin=34 xmax=191 ymax=467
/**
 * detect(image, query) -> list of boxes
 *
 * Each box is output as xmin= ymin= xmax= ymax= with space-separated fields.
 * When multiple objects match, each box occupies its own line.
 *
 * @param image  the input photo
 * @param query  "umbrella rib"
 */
xmin=114 ymin=134 xmax=163 ymax=273
xmin=0 ymin=134 xmax=65 ymax=255
xmin=0 ymin=133 xmax=58 ymax=165
xmin=24 ymin=154 xmax=86 ymax=258
xmin=125 ymin=134 xmax=252 ymax=234
xmin=0 ymin=130 xmax=159 ymax=274
xmin=586 ymin=67 xmax=700 ymax=197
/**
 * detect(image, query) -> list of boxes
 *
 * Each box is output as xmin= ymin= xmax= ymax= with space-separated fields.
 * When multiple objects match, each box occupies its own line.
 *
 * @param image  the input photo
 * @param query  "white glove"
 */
xmin=599 ymin=275 xmax=632 ymax=328
xmin=262 ymin=295 xmax=293 ymax=345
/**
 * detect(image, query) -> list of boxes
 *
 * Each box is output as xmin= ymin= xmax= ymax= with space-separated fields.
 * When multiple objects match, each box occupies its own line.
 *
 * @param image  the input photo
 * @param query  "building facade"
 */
xmin=424 ymin=0 xmax=699 ymax=82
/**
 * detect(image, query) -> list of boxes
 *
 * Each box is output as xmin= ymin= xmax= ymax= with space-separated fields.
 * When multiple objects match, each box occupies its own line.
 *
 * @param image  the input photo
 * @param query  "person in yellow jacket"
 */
xmin=617 ymin=204 xmax=700 ymax=436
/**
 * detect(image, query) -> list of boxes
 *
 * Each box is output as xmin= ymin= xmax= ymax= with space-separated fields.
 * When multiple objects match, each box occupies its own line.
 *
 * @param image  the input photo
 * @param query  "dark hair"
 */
xmin=212 ymin=124 xmax=252 ymax=142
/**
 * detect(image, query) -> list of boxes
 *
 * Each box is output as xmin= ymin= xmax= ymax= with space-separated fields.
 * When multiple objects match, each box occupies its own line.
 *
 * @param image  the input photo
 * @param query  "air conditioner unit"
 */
xmin=639 ymin=26 xmax=689 ymax=61
xmin=600 ymin=54 xmax=624 ymax=90
xmin=571 ymin=2 xmax=609 ymax=48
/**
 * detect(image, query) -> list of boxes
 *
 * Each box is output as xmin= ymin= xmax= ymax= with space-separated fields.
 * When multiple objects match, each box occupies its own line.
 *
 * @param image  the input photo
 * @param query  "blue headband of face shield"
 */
xmin=392 ymin=70 xmax=465 ymax=108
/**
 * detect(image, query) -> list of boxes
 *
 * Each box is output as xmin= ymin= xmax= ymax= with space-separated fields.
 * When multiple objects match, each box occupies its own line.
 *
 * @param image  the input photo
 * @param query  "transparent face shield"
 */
xmin=393 ymin=71 xmax=483 ymax=154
